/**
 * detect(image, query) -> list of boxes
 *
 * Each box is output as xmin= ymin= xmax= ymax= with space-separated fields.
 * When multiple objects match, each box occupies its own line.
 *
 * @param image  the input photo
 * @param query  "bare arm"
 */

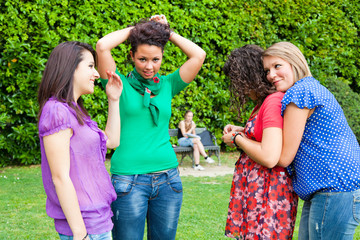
xmin=222 ymin=127 xmax=282 ymax=168
xmin=170 ymin=32 xmax=206 ymax=83
xmin=43 ymin=129 xmax=88 ymax=240
xmin=96 ymin=27 xmax=134 ymax=79
xmin=151 ymin=15 xmax=206 ymax=83
xmin=277 ymin=103 xmax=310 ymax=167
xmin=191 ymin=121 xmax=196 ymax=134
xmin=104 ymin=71 xmax=123 ymax=148
xmin=178 ymin=121 xmax=188 ymax=137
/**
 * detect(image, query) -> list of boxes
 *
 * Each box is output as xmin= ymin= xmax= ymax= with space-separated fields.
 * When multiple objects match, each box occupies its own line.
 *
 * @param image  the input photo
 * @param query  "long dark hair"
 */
xmin=37 ymin=41 xmax=96 ymax=125
xmin=223 ymin=45 xmax=275 ymax=119
xmin=128 ymin=19 xmax=171 ymax=53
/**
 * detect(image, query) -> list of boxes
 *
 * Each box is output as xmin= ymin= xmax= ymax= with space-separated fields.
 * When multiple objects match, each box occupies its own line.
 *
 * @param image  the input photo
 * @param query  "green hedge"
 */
xmin=1 ymin=0 xmax=359 ymax=166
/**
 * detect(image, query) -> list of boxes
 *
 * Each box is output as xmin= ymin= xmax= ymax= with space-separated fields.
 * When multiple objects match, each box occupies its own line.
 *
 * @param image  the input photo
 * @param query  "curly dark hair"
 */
xmin=128 ymin=19 xmax=171 ymax=53
xmin=223 ymin=45 xmax=275 ymax=119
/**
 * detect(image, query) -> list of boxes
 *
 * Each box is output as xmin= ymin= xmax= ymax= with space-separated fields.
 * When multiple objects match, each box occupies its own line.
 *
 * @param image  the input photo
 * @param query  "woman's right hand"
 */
xmin=223 ymin=124 xmax=244 ymax=135
xmin=73 ymin=232 xmax=89 ymax=240
xmin=150 ymin=14 xmax=168 ymax=25
xmin=105 ymin=70 xmax=123 ymax=101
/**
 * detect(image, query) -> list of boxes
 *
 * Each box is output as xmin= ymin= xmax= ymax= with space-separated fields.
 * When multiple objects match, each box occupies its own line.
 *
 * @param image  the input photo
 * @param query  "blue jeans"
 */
xmin=111 ymin=168 xmax=183 ymax=240
xmin=59 ymin=231 xmax=111 ymax=240
xmin=298 ymin=189 xmax=360 ymax=240
xmin=178 ymin=137 xmax=193 ymax=147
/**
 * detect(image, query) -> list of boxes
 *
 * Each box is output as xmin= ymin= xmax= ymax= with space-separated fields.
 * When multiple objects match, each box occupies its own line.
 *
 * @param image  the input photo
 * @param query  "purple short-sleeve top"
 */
xmin=38 ymin=97 xmax=116 ymax=235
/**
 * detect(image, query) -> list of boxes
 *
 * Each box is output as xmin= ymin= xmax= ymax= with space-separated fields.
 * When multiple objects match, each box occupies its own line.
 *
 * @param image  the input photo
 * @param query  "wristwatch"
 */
xmin=231 ymin=132 xmax=242 ymax=148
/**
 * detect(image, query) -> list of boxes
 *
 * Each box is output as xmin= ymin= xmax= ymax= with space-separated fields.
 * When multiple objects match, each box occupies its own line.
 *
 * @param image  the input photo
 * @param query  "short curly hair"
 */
xmin=128 ymin=19 xmax=171 ymax=53
xmin=223 ymin=45 xmax=275 ymax=119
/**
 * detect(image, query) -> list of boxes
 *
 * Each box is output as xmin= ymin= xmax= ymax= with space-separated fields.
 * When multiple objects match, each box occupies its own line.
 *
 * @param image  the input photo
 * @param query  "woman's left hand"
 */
xmin=221 ymin=132 xmax=235 ymax=147
xmin=105 ymin=70 xmax=123 ymax=101
xmin=222 ymin=131 xmax=245 ymax=148
xmin=150 ymin=14 xmax=168 ymax=25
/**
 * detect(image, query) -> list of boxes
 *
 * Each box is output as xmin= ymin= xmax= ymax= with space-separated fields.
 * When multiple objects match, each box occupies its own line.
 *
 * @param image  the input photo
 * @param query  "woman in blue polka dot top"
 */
xmin=263 ymin=42 xmax=360 ymax=240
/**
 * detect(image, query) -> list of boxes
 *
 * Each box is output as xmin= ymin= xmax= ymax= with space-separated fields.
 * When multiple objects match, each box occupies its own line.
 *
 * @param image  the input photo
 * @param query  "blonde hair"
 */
xmin=263 ymin=42 xmax=312 ymax=82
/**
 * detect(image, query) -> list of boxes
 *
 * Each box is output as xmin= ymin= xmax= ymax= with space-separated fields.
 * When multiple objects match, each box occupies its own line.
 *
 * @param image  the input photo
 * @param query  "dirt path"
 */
xmin=178 ymin=165 xmax=234 ymax=177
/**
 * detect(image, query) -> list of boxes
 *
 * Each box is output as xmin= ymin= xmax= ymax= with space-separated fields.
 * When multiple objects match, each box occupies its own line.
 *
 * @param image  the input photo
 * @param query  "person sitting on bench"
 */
xmin=178 ymin=110 xmax=215 ymax=170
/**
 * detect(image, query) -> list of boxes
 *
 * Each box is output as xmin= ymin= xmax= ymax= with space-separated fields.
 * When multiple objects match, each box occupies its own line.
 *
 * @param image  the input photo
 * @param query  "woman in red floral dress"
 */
xmin=221 ymin=45 xmax=298 ymax=240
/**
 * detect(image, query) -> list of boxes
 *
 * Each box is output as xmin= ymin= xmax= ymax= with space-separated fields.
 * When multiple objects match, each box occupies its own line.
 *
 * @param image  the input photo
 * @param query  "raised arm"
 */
xmin=104 ymin=70 xmax=123 ymax=148
xmin=151 ymin=15 xmax=206 ymax=83
xmin=96 ymin=27 xmax=134 ymax=79
xmin=43 ymin=129 xmax=88 ymax=240
xmin=170 ymin=32 xmax=206 ymax=83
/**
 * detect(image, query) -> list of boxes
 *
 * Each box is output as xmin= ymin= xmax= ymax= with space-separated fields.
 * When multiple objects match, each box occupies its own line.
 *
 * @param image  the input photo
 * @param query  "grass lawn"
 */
xmin=0 ymin=152 xmax=359 ymax=239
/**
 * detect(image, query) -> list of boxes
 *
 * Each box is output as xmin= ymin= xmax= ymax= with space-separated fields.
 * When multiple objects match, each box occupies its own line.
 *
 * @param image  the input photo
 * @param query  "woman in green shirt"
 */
xmin=96 ymin=14 xmax=206 ymax=240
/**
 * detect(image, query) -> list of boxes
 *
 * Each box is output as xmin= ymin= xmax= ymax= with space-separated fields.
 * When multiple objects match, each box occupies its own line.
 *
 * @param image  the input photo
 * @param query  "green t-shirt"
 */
xmin=101 ymin=69 xmax=189 ymax=175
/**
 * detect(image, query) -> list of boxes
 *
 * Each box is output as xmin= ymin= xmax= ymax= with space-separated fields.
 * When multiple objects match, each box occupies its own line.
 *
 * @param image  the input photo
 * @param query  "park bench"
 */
xmin=169 ymin=127 xmax=221 ymax=167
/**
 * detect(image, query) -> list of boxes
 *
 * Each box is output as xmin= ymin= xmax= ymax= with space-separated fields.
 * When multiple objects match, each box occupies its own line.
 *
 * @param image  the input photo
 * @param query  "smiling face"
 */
xmin=130 ymin=44 xmax=163 ymax=79
xmin=73 ymin=50 xmax=99 ymax=101
xmin=263 ymin=56 xmax=295 ymax=92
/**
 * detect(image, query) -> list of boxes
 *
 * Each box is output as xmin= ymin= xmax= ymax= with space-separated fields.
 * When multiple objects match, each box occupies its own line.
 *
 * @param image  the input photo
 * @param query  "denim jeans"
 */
xmin=298 ymin=189 xmax=360 ymax=240
xmin=111 ymin=168 xmax=183 ymax=240
xmin=178 ymin=137 xmax=194 ymax=147
xmin=59 ymin=231 xmax=111 ymax=240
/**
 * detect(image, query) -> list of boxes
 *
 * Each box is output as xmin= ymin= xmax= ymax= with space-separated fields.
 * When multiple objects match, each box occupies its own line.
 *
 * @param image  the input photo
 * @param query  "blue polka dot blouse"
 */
xmin=281 ymin=76 xmax=360 ymax=201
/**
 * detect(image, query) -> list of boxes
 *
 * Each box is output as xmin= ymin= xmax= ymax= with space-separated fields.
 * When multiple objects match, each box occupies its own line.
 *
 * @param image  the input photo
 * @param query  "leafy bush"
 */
xmin=1 ymin=0 xmax=359 ymax=166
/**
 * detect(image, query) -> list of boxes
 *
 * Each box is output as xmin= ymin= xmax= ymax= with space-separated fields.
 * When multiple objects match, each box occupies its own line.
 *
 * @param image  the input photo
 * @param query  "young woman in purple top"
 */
xmin=37 ymin=41 xmax=123 ymax=240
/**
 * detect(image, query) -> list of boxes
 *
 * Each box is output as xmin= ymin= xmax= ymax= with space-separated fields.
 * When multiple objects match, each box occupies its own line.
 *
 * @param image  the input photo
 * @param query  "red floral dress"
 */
xmin=225 ymin=114 xmax=298 ymax=240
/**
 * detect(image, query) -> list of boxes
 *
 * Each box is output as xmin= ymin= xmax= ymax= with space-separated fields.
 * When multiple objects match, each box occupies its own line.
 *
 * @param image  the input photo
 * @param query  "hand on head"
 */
xmin=150 ymin=14 xmax=168 ymax=25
